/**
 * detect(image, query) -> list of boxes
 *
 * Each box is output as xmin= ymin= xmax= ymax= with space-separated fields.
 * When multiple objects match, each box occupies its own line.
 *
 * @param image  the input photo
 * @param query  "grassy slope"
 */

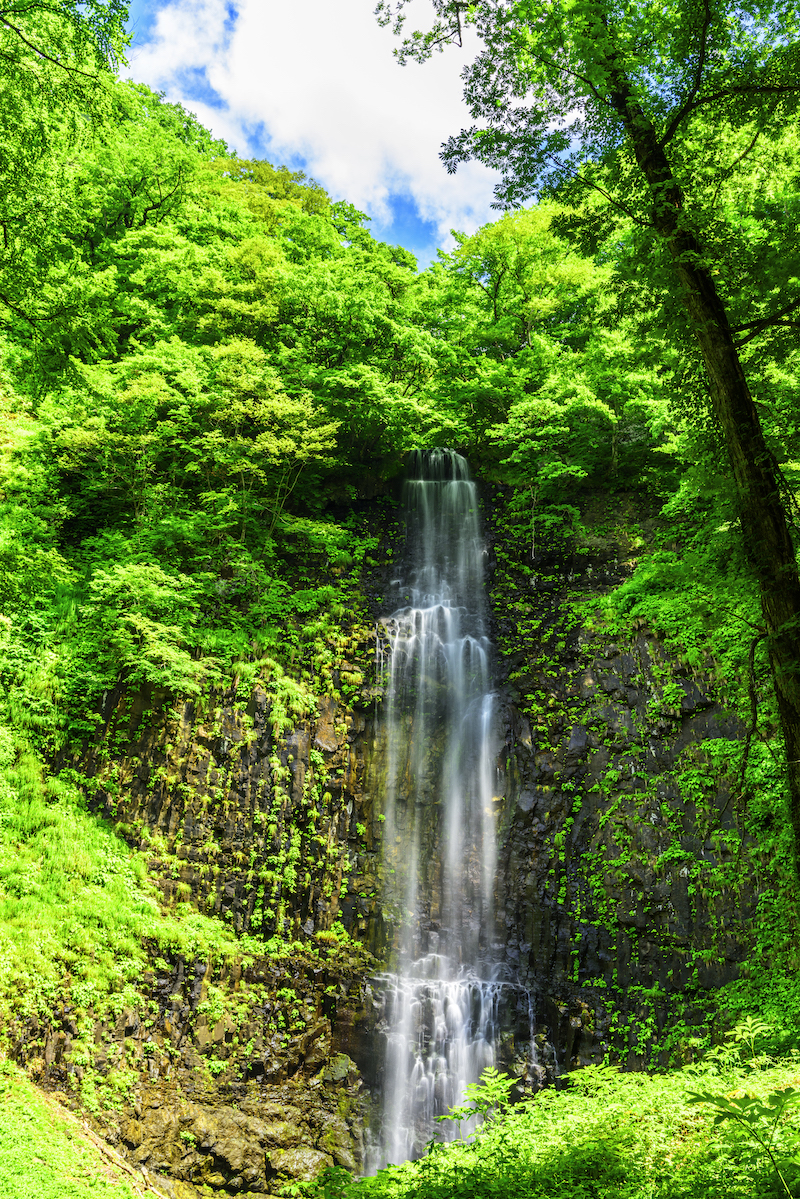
xmin=0 ymin=1061 xmax=139 ymax=1198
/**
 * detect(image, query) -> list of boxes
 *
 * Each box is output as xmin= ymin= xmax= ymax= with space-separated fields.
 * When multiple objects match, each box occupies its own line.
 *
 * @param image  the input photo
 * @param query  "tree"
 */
xmin=0 ymin=0 xmax=129 ymax=222
xmin=58 ymin=336 xmax=339 ymax=543
xmin=0 ymin=0 xmax=128 ymax=362
xmin=431 ymin=204 xmax=607 ymax=448
xmin=378 ymin=0 xmax=800 ymax=873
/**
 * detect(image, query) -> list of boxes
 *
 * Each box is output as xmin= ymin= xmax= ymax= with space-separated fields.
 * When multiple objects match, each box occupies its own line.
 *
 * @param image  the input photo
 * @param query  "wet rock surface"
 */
xmin=16 ymin=951 xmax=376 ymax=1195
xmin=79 ymin=682 xmax=384 ymax=952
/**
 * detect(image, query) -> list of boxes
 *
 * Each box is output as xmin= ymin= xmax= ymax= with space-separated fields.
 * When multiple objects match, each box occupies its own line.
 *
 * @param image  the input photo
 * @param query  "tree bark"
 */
xmin=606 ymin=63 xmax=800 ymax=875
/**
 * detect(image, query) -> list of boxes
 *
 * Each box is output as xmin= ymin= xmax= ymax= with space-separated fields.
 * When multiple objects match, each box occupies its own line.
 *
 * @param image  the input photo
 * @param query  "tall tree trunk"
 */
xmin=606 ymin=64 xmax=800 ymax=875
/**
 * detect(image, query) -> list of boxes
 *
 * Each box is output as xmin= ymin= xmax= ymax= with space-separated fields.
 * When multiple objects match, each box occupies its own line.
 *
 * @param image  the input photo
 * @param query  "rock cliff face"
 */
xmin=17 ymin=922 xmax=375 ymax=1193
xmin=16 ymin=521 xmax=392 ymax=1194
xmin=19 ymin=482 xmax=761 ymax=1194
xmin=361 ymin=485 xmax=758 ymax=1101
xmin=85 ymin=681 xmax=383 ymax=948
xmin=485 ymin=488 xmax=755 ymax=1081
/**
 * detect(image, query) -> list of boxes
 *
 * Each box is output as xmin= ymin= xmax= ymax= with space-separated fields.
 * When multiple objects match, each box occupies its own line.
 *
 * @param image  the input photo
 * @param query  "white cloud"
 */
xmin=127 ymin=0 xmax=500 ymax=251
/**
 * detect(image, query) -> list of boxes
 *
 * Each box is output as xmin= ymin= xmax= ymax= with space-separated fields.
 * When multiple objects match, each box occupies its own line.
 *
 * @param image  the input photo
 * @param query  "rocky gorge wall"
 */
xmin=485 ymin=488 xmax=756 ymax=1083
xmin=16 ymin=481 xmax=763 ymax=1197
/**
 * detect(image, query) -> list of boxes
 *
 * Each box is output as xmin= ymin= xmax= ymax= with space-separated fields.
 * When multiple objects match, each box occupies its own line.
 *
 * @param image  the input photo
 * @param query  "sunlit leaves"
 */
xmin=86 ymin=560 xmax=212 ymax=693
xmin=382 ymin=0 xmax=800 ymax=231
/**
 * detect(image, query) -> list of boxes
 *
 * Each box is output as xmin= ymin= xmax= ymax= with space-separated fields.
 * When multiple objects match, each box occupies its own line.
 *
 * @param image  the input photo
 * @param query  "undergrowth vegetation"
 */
xmin=330 ymin=1039 xmax=800 ymax=1199
xmin=0 ymin=1061 xmax=138 ymax=1199
xmin=0 ymin=729 xmax=326 ymax=1024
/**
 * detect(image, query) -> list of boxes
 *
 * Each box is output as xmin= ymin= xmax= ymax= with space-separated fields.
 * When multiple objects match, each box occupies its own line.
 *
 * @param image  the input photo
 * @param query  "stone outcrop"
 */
xmin=16 ymin=948 xmax=375 ymax=1195
xmin=82 ymin=679 xmax=382 ymax=950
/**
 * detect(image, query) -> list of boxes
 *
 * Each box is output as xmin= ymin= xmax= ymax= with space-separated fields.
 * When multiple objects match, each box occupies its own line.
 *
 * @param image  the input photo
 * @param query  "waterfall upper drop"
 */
xmin=372 ymin=448 xmax=500 ymax=1168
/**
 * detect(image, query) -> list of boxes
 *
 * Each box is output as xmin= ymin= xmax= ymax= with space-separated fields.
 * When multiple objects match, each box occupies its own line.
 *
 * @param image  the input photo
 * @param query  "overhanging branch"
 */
xmin=710 ymin=126 xmax=763 ymax=206
xmin=0 ymin=13 xmax=100 ymax=79
xmin=660 ymin=0 xmax=713 ymax=147
xmin=732 ymin=292 xmax=800 ymax=346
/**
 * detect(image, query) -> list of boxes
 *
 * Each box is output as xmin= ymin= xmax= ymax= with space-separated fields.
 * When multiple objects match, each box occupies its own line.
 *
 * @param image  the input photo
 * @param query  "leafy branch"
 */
xmin=439 ymin=1066 xmax=514 ymax=1134
xmin=687 ymin=1085 xmax=800 ymax=1197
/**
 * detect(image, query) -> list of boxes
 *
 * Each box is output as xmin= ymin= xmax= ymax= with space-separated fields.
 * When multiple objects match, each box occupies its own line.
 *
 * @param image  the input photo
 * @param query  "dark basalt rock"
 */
xmin=483 ymin=487 xmax=758 ymax=1082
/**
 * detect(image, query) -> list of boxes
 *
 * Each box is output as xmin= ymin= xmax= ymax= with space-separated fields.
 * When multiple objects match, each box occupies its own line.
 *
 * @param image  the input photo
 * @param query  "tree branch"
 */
xmin=710 ymin=126 xmax=762 ymax=206
xmin=692 ymin=81 xmax=800 ymax=115
xmin=0 ymin=14 xmax=99 ymax=79
xmin=383 ymin=1 xmax=469 ymax=62
xmin=553 ymin=157 xmax=654 ymax=228
xmin=732 ymin=293 xmax=800 ymax=346
xmin=734 ymin=291 xmax=800 ymax=327
xmin=0 ymin=291 xmax=73 ymax=325
xmin=137 ymin=174 xmax=184 ymax=227
xmin=0 ymin=291 xmax=36 ymax=325
xmin=660 ymin=0 xmax=713 ymax=146
xmin=736 ymin=321 xmax=800 ymax=348
xmin=522 ymin=46 xmax=608 ymax=106
xmin=661 ymin=78 xmax=798 ymax=150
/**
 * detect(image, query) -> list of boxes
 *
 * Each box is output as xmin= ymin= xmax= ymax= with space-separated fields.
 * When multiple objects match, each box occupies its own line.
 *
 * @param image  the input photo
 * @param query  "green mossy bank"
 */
xmin=0 ymin=1060 xmax=140 ymax=1199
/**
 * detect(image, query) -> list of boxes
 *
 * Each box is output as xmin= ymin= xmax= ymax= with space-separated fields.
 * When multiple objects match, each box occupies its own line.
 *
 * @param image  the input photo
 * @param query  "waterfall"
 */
xmin=370 ymin=448 xmax=499 ymax=1168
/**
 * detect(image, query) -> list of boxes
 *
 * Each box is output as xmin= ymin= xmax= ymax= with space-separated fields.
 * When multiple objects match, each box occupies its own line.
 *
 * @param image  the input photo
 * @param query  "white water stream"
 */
xmin=370 ymin=448 xmax=501 ymax=1168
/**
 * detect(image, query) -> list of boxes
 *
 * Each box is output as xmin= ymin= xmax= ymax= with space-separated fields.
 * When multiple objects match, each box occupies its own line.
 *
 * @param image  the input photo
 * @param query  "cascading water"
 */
xmin=370 ymin=448 xmax=501 ymax=1168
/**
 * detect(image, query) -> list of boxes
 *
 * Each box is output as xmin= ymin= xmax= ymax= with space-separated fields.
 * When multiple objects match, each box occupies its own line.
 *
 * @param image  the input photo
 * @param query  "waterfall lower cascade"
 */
xmin=371 ymin=448 xmax=501 ymax=1168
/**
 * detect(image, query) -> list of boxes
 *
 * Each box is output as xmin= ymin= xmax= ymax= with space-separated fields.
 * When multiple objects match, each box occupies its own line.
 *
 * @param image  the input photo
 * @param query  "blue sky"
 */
xmin=123 ymin=0 xmax=499 ymax=266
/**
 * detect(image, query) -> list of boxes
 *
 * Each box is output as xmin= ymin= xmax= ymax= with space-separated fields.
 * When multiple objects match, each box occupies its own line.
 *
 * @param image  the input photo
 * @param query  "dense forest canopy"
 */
xmin=2 ymin=0 xmax=800 ymax=1195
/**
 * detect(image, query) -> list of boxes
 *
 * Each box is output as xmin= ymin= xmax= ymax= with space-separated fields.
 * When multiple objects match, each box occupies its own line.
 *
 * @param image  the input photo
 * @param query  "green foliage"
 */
xmin=443 ymin=1067 xmax=514 ymax=1128
xmin=687 ymin=1087 xmax=800 ymax=1197
xmin=728 ymin=1016 xmax=778 ymax=1064
xmin=0 ymin=706 xmax=277 ymax=1027
xmin=382 ymin=0 xmax=800 ymax=226
xmin=349 ymin=1060 xmax=800 ymax=1199
xmin=1 ymin=14 xmax=800 ymax=1185
xmin=0 ymin=1060 xmax=138 ymax=1198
